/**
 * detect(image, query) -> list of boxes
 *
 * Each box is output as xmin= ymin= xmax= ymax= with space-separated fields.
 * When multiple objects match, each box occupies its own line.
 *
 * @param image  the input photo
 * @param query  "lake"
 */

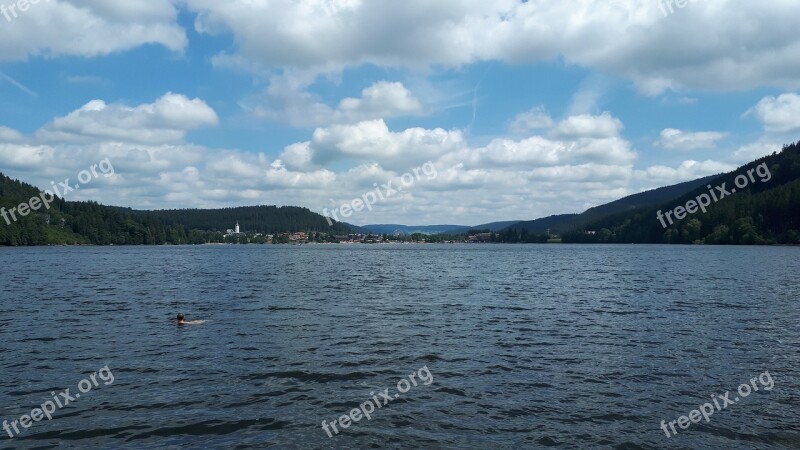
xmin=0 ymin=244 xmax=798 ymax=449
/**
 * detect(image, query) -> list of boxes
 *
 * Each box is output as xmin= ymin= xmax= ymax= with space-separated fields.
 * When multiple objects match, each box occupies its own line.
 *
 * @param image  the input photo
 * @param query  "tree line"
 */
xmin=0 ymin=174 xmax=351 ymax=246
xmin=562 ymin=142 xmax=800 ymax=245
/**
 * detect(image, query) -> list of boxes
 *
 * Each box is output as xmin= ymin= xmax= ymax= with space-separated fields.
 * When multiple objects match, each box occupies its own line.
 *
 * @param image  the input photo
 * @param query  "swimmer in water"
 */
xmin=177 ymin=313 xmax=206 ymax=325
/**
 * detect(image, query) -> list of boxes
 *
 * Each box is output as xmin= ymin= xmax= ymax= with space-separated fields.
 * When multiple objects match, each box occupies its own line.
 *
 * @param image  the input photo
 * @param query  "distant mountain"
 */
xmin=441 ymin=221 xmax=524 ymax=234
xmin=562 ymin=142 xmax=800 ymax=245
xmin=507 ymin=175 xmax=719 ymax=234
xmin=361 ymin=224 xmax=468 ymax=235
xmin=341 ymin=223 xmax=370 ymax=234
xmin=504 ymin=214 xmax=579 ymax=234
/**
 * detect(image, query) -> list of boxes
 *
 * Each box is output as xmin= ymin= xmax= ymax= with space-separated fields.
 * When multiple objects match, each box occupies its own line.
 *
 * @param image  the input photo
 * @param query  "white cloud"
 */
xmin=635 ymin=160 xmax=733 ymax=186
xmin=0 ymin=89 xmax=760 ymax=226
xmin=731 ymin=140 xmax=782 ymax=163
xmin=507 ymin=106 xmax=554 ymax=133
xmin=656 ymin=128 xmax=727 ymax=150
xmin=36 ymin=93 xmax=219 ymax=145
xmin=338 ymin=82 xmax=423 ymax=122
xmin=471 ymin=135 xmax=636 ymax=167
xmin=527 ymin=163 xmax=633 ymax=183
xmin=277 ymin=142 xmax=315 ymax=171
xmin=0 ymin=144 xmax=55 ymax=170
xmin=185 ymin=0 xmax=800 ymax=94
xmin=748 ymin=93 xmax=800 ymax=133
xmin=299 ymin=119 xmax=464 ymax=171
xmin=0 ymin=126 xmax=24 ymax=143
xmin=476 ymin=137 xmax=569 ymax=167
xmin=244 ymin=80 xmax=423 ymax=127
xmin=0 ymin=96 xmax=651 ymax=225
xmin=568 ymin=75 xmax=611 ymax=115
xmin=0 ymin=0 xmax=185 ymax=61
xmin=552 ymin=113 xmax=623 ymax=139
xmin=567 ymin=137 xmax=637 ymax=165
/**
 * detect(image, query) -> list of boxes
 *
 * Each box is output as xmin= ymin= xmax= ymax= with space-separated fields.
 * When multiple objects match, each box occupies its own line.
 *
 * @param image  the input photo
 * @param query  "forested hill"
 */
xmin=0 ymin=173 xmax=351 ymax=246
xmin=506 ymin=175 xmax=718 ymax=234
xmin=563 ymin=142 xmax=800 ymax=245
xmin=0 ymin=173 xmax=176 ymax=245
xmin=126 ymin=206 xmax=352 ymax=235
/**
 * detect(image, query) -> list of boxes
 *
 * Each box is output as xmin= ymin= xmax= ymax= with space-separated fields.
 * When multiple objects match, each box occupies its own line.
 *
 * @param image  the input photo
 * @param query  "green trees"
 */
xmin=130 ymin=205 xmax=352 ymax=235
xmin=563 ymin=142 xmax=800 ymax=245
xmin=493 ymin=228 xmax=549 ymax=243
xmin=0 ymin=173 xmax=353 ymax=246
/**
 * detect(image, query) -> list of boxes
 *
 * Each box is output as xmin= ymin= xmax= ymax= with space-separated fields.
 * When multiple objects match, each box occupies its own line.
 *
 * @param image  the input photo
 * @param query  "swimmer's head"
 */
xmin=177 ymin=313 xmax=185 ymax=322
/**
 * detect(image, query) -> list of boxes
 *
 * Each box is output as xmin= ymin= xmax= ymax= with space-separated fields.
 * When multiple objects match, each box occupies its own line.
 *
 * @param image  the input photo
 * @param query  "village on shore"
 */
xmin=220 ymin=222 xmax=502 ymax=244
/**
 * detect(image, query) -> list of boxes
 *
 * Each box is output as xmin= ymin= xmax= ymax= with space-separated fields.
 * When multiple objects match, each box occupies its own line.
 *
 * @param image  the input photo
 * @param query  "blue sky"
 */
xmin=1 ymin=0 xmax=799 ymax=225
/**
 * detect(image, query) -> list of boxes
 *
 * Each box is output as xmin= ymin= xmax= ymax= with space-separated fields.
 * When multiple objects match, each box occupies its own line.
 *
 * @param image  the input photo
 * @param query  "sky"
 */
xmin=1 ymin=0 xmax=799 ymax=226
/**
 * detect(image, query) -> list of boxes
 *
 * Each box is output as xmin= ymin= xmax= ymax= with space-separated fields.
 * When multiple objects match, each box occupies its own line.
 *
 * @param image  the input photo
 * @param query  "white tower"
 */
xmin=235 ymin=221 xmax=240 ymax=233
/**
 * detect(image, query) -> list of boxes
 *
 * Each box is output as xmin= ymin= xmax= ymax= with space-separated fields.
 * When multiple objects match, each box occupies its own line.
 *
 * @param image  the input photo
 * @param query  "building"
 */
xmin=468 ymin=232 xmax=493 ymax=243
xmin=290 ymin=232 xmax=308 ymax=242
xmin=279 ymin=232 xmax=308 ymax=242
xmin=225 ymin=221 xmax=246 ymax=238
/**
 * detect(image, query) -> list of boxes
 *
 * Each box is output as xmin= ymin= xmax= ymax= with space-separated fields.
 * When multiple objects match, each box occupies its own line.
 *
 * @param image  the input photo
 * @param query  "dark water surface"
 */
xmin=0 ymin=244 xmax=798 ymax=449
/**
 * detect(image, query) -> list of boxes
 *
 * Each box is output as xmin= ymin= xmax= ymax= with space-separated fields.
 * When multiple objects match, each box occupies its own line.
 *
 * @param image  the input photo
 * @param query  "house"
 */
xmin=282 ymin=232 xmax=308 ymax=242
xmin=469 ymin=233 xmax=493 ymax=243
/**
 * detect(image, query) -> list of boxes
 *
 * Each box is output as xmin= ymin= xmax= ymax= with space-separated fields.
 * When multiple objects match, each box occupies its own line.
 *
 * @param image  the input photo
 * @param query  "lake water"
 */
xmin=0 ymin=244 xmax=798 ymax=449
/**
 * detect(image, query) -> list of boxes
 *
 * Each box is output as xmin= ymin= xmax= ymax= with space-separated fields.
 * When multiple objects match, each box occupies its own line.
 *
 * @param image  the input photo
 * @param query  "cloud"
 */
xmin=279 ymin=109 xmax=637 ymax=174
xmin=0 ymin=89 xmax=764 ymax=226
xmin=568 ymin=74 xmax=611 ymax=115
xmin=186 ymin=0 xmax=800 ymax=94
xmin=656 ymin=128 xmax=727 ymax=150
xmin=36 ymin=93 xmax=219 ymax=144
xmin=284 ymin=119 xmax=464 ymax=171
xmin=470 ymin=135 xmax=636 ymax=167
xmin=0 ymin=0 xmax=186 ymax=61
xmin=747 ymin=93 xmax=800 ymax=133
xmin=244 ymin=79 xmax=424 ymax=127
xmin=0 ymin=126 xmax=24 ymax=143
xmin=507 ymin=106 xmax=554 ymax=134
xmin=635 ymin=160 xmax=733 ymax=185
xmin=551 ymin=113 xmax=623 ymax=139
xmin=338 ymin=82 xmax=423 ymax=121
xmin=0 ymin=143 xmax=55 ymax=171
xmin=731 ymin=140 xmax=782 ymax=163
xmin=0 ymin=140 xmax=341 ymax=209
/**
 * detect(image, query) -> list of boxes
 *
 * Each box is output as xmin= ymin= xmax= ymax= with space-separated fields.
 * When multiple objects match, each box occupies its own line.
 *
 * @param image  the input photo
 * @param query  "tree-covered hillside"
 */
xmin=0 ymin=173 xmax=352 ymax=246
xmin=506 ymin=175 xmax=718 ymax=235
xmin=128 ymin=206 xmax=352 ymax=235
xmin=0 ymin=173 xmax=218 ymax=245
xmin=563 ymin=142 xmax=800 ymax=245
